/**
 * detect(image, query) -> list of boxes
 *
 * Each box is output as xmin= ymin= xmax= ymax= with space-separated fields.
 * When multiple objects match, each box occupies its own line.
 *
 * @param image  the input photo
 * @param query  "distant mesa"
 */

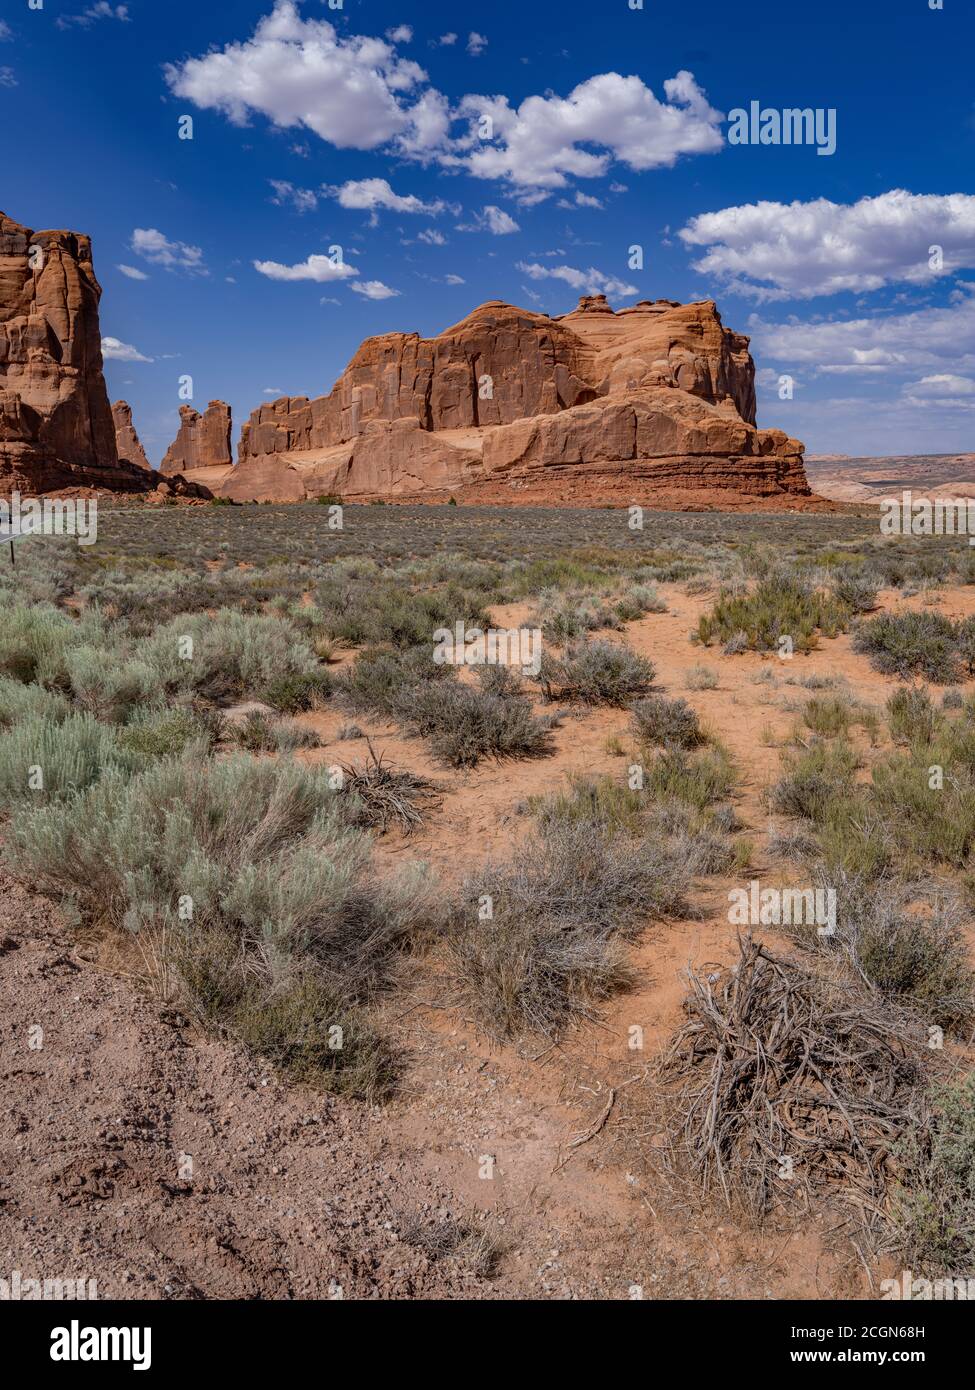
xmin=219 ymin=290 xmax=810 ymax=506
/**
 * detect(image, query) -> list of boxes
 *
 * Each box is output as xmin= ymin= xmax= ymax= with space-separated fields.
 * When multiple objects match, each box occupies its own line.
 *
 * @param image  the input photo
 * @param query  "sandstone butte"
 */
xmin=160 ymin=400 xmax=233 ymax=478
xmin=2 ymin=208 xmax=816 ymax=509
xmin=204 ymin=292 xmax=814 ymax=509
xmin=0 ymin=212 xmax=155 ymax=494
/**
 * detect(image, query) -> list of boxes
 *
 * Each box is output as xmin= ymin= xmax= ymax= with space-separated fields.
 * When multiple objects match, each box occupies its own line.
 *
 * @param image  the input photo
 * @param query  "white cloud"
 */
xmin=417 ymin=228 xmax=447 ymax=245
xmin=254 ymin=253 xmax=357 ymax=283
xmin=165 ymin=1 xmax=428 ymax=151
xmin=116 ymin=264 xmax=148 ymax=281
xmin=436 ymin=33 xmax=457 ymax=47
xmin=57 ymin=3 xmax=129 ymax=30
xmin=131 ymin=227 xmax=206 ymax=274
xmin=905 ymin=373 xmax=975 ymax=397
xmin=269 ymin=179 xmax=319 ymax=213
xmin=263 ymin=387 xmax=285 ymax=395
xmin=350 ymin=280 xmax=400 ymax=300
xmin=386 ymin=25 xmax=413 ymax=44
xmin=456 ymin=70 xmax=722 ymax=188
xmin=445 ymin=273 xmax=465 ymax=285
xmin=902 ymin=373 xmax=975 ymax=408
xmin=680 ymin=191 xmax=975 ymax=302
xmin=467 ymin=32 xmax=488 ymax=56
xmin=164 ymin=7 xmax=722 ymax=192
xmin=329 ymin=177 xmax=447 ymax=215
xmin=0 ymin=66 xmax=16 ymax=87
xmin=516 ymin=261 xmax=638 ymax=298
xmin=458 ymin=205 xmax=520 ymax=235
xmin=750 ymin=283 xmax=975 ymax=377
xmin=0 ymin=20 xmax=12 ymax=40
xmin=102 ymin=336 xmax=152 ymax=363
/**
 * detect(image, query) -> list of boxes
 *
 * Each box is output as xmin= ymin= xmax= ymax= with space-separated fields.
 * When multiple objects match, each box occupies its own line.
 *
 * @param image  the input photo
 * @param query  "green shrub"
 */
xmin=446 ymin=817 xmax=686 ymax=1038
xmin=642 ymin=743 xmax=736 ymax=811
xmin=6 ymin=754 xmax=433 ymax=1097
xmin=403 ymin=671 xmax=554 ymax=768
xmin=895 ymin=1075 xmax=975 ymax=1273
xmin=887 ymin=687 xmax=938 ymax=745
xmin=632 ymin=694 xmax=706 ymax=749
xmin=853 ymin=611 xmax=961 ymax=683
xmin=830 ymin=566 xmax=880 ymax=613
xmin=538 ymin=638 xmax=655 ymax=706
xmin=697 ymin=574 xmax=848 ymax=653
xmin=531 ymin=587 xmax=617 ymax=641
xmin=769 ymin=738 xmax=859 ymax=821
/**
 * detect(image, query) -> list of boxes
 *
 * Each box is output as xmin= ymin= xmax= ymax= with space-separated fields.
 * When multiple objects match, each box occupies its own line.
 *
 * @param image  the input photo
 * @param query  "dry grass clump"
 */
xmin=654 ymin=937 xmax=928 ymax=1224
xmin=338 ymin=742 xmax=441 ymax=833
xmin=447 ymin=814 xmax=690 ymax=1040
xmin=893 ymin=1074 xmax=975 ymax=1273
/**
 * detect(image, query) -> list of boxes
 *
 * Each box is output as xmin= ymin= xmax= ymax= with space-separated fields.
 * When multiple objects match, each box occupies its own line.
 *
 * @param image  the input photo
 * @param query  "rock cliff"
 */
xmin=225 ymin=295 xmax=806 ymax=504
xmin=0 ymin=212 xmax=153 ymax=494
xmin=160 ymin=400 xmax=232 ymax=476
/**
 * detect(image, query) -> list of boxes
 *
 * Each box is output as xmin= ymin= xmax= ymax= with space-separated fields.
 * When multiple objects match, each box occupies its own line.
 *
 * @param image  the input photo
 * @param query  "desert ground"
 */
xmin=2 ymin=501 xmax=974 ymax=1301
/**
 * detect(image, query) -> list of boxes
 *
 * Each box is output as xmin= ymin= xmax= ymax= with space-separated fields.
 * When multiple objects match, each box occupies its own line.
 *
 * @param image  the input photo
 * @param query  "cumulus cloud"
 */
xmin=350 ymin=279 xmax=400 ymax=300
xmin=680 ymin=190 xmax=975 ymax=301
xmin=467 ymin=32 xmax=488 ymax=56
xmin=457 ymin=205 xmax=520 ymax=235
xmin=445 ymin=273 xmax=465 ymax=285
xmin=102 ymin=336 xmax=152 ymax=363
xmin=329 ymin=177 xmax=448 ymax=215
xmin=131 ymin=228 xmax=206 ymax=274
xmin=164 ymin=6 xmax=722 ymax=192
xmin=385 ymin=25 xmax=412 ymax=44
xmin=435 ymin=33 xmax=457 ymax=47
xmin=516 ymin=261 xmax=638 ymax=298
xmin=417 ymin=228 xmax=447 ymax=245
xmin=750 ymin=283 xmax=975 ymax=377
xmin=456 ymin=70 xmax=723 ymax=188
xmin=164 ymin=1 xmax=427 ymax=151
xmin=0 ymin=66 xmax=16 ymax=87
xmin=254 ymin=253 xmax=357 ymax=283
xmin=116 ymin=264 xmax=148 ymax=280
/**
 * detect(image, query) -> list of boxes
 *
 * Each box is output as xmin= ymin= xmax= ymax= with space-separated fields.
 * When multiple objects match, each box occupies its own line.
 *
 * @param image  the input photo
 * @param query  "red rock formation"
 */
xmin=160 ymin=400 xmax=232 ymax=476
xmin=226 ymin=294 xmax=805 ymax=504
xmin=0 ymin=212 xmax=153 ymax=494
xmin=112 ymin=400 xmax=152 ymax=474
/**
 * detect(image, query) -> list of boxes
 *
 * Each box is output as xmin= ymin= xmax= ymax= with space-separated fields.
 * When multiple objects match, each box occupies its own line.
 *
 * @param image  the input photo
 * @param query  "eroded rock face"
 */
xmin=112 ymin=400 xmax=152 ymax=474
xmin=227 ymin=294 xmax=806 ymax=503
xmin=0 ymin=212 xmax=152 ymax=494
xmin=160 ymin=400 xmax=232 ymax=475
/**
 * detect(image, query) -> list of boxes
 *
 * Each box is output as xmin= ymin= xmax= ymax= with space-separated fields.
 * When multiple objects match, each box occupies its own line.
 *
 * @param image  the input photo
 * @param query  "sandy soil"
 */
xmin=4 ymin=581 xmax=973 ymax=1300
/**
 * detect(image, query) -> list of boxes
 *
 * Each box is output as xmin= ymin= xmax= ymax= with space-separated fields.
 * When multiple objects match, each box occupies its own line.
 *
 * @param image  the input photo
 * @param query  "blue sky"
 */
xmin=2 ymin=0 xmax=973 ymax=462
